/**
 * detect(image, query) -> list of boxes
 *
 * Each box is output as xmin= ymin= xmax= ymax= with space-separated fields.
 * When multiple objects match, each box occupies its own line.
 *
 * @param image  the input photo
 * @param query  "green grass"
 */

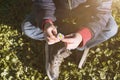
xmin=0 ymin=24 xmax=120 ymax=80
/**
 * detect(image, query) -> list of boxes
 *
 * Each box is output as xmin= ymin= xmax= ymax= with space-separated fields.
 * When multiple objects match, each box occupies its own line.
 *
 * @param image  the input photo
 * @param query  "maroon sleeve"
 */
xmin=78 ymin=28 xmax=92 ymax=47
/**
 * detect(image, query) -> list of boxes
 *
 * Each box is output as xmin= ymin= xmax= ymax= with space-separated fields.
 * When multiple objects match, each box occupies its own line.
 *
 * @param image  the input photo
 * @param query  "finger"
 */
xmin=48 ymin=42 xmax=55 ymax=45
xmin=46 ymin=37 xmax=56 ymax=42
xmin=47 ymin=40 xmax=60 ymax=45
xmin=61 ymin=33 xmax=75 ymax=43
xmin=52 ymin=27 xmax=57 ymax=35
xmin=46 ymin=28 xmax=57 ymax=40
xmin=46 ymin=37 xmax=60 ymax=44
xmin=46 ymin=38 xmax=56 ymax=45
xmin=62 ymin=38 xmax=74 ymax=43
xmin=66 ymin=44 xmax=77 ymax=50
xmin=64 ymin=34 xmax=75 ymax=38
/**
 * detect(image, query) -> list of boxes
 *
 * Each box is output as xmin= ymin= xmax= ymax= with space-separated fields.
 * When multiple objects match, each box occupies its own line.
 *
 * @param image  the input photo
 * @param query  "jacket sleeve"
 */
xmin=85 ymin=0 xmax=113 ymax=39
xmin=32 ymin=0 xmax=56 ymax=21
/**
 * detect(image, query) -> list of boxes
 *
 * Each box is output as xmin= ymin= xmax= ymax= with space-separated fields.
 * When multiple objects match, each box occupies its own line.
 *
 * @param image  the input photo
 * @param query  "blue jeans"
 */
xmin=21 ymin=15 xmax=118 ymax=50
xmin=83 ymin=15 xmax=118 ymax=48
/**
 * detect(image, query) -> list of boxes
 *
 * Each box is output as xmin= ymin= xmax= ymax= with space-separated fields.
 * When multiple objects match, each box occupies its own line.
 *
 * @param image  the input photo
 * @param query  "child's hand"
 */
xmin=44 ymin=23 xmax=60 ymax=45
xmin=61 ymin=33 xmax=82 ymax=50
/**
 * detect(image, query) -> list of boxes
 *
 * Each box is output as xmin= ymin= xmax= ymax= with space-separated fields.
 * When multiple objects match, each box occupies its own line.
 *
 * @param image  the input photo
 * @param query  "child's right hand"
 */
xmin=61 ymin=33 xmax=82 ymax=50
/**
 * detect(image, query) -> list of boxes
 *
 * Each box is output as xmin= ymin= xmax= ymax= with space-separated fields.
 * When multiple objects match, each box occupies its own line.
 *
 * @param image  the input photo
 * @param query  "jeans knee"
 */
xmin=21 ymin=21 xmax=45 ymax=40
xmin=103 ymin=16 xmax=118 ymax=40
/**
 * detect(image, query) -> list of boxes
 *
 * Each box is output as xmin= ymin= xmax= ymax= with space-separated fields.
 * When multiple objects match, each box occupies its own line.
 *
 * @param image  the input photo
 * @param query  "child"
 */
xmin=21 ymin=0 xmax=118 ymax=80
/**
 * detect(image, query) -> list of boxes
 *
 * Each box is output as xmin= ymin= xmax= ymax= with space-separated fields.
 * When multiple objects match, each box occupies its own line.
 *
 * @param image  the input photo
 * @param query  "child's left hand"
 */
xmin=61 ymin=33 xmax=82 ymax=50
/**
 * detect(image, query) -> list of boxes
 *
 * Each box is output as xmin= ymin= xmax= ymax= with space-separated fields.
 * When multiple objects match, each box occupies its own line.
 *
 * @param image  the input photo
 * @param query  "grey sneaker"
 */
xmin=45 ymin=43 xmax=72 ymax=80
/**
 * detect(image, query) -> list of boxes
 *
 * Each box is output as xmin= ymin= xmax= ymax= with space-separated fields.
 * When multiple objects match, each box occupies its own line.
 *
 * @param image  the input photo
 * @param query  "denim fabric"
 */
xmin=77 ymin=15 xmax=118 ymax=50
xmin=21 ymin=13 xmax=45 ymax=41
xmin=86 ymin=16 xmax=118 ymax=48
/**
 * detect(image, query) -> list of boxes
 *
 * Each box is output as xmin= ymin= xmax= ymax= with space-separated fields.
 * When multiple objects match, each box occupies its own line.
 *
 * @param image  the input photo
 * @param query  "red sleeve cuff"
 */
xmin=78 ymin=28 xmax=92 ymax=47
xmin=41 ymin=19 xmax=53 ymax=30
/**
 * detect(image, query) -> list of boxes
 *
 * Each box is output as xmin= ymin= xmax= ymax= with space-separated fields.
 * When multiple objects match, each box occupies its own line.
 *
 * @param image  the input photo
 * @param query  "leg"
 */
xmin=86 ymin=15 xmax=118 ymax=48
xmin=77 ymin=16 xmax=118 ymax=68
xmin=21 ymin=13 xmax=45 ymax=40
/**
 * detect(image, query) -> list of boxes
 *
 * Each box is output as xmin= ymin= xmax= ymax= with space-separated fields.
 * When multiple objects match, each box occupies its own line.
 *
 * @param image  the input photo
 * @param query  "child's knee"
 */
xmin=104 ymin=16 xmax=118 ymax=40
xmin=21 ymin=21 xmax=45 ymax=40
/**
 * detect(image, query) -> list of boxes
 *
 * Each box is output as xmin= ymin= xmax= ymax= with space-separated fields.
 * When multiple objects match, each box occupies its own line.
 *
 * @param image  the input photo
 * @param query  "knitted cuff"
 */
xmin=78 ymin=28 xmax=92 ymax=47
